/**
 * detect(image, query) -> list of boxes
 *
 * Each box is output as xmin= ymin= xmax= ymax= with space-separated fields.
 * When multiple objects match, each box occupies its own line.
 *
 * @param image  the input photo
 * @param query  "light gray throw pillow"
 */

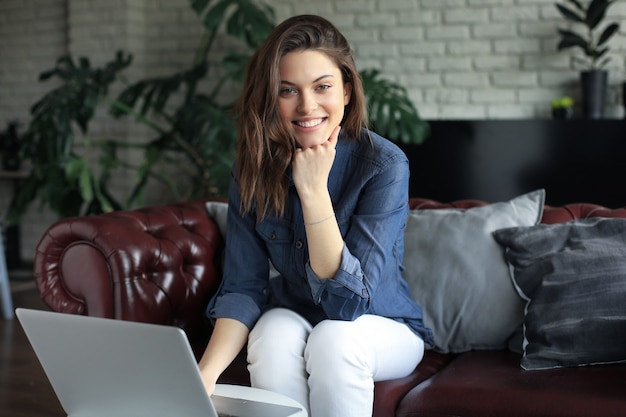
xmin=205 ymin=201 xmax=228 ymax=237
xmin=205 ymin=201 xmax=279 ymax=278
xmin=403 ymin=189 xmax=545 ymax=353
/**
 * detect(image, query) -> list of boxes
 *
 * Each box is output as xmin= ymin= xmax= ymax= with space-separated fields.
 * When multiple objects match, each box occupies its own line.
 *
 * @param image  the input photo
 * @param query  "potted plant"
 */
xmin=551 ymin=96 xmax=575 ymax=119
xmin=7 ymin=0 xmax=273 ymax=222
xmin=555 ymin=0 xmax=620 ymax=119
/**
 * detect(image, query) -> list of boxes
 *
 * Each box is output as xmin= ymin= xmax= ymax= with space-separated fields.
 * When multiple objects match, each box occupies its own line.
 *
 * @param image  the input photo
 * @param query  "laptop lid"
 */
xmin=16 ymin=308 xmax=304 ymax=417
xmin=16 ymin=308 xmax=219 ymax=417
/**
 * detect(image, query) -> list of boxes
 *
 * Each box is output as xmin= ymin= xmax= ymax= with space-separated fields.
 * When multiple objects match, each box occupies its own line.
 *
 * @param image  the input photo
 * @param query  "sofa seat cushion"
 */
xmin=216 ymin=348 xmax=251 ymax=386
xmin=396 ymin=350 xmax=626 ymax=417
xmin=373 ymin=351 xmax=454 ymax=417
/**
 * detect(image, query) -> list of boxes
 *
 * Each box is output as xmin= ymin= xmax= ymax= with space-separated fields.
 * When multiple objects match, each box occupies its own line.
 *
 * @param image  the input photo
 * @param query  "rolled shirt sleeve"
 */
xmin=306 ymin=244 xmax=370 ymax=320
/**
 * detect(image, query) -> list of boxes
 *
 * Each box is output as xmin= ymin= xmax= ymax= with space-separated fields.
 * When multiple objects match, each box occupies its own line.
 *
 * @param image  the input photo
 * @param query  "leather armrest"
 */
xmin=34 ymin=199 xmax=224 ymax=343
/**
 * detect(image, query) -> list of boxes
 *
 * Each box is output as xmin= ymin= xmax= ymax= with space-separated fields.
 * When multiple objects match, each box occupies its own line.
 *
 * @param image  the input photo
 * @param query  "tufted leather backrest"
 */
xmin=409 ymin=198 xmax=626 ymax=223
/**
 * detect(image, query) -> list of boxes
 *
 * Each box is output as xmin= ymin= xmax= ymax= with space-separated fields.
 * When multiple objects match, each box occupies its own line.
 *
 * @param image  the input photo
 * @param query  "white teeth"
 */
xmin=296 ymin=119 xmax=323 ymax=128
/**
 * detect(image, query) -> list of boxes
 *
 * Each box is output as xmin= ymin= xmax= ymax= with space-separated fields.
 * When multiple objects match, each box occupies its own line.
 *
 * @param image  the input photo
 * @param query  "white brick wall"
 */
xmin=1 ymin=0 xmax=626 ymax=263
xmin=272 ymin=0 xmax=626 ymax=119
xmin=0 ymin=0 xmax=67 ymax=266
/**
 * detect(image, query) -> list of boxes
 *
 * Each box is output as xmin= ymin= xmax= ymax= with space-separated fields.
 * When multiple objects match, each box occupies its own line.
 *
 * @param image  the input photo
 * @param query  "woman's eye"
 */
xmin=280 ymin=87 xmax=297 ymax=96
xmin=317 ymin=84 xmax=331 ymax=91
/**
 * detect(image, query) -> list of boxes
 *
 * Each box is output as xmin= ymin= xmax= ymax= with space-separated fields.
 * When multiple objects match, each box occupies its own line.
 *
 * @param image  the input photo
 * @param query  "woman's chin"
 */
xmin=294 ymin=133 xmax=327 ymax=149
xmin=294 ymin=125 xmax=337 ymax=148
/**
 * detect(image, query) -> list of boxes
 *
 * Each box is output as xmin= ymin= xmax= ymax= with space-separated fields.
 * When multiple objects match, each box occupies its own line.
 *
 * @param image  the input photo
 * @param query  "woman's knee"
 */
xmin=248 ymin=308 xmax=312 ymax=360
xmin=305 ymin=320 xmax=369 ymax=372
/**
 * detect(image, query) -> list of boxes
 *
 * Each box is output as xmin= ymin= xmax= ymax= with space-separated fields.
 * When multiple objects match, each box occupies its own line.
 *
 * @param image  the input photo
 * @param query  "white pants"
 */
xmin=247 ymin=308 xmax=425 ymax=417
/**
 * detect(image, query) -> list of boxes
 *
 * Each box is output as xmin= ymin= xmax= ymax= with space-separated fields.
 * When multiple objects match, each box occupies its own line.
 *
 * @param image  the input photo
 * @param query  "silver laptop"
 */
xmin=16 ymin=308 xmax=303 ymax=417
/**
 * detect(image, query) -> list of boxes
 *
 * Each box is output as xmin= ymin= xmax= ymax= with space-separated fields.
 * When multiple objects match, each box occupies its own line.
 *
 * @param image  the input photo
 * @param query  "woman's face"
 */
xmin=278 ymin=50 xmax=352 ymax=149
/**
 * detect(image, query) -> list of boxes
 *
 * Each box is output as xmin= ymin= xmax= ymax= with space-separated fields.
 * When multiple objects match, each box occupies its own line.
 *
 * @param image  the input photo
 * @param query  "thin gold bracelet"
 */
xmin=304 ymin=214 xmax=334 ymax=226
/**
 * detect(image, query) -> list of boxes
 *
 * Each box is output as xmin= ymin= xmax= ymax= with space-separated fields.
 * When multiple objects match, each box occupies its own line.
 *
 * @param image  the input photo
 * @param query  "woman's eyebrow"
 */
xmin=280 ymin=74 xmax=335 ymax=85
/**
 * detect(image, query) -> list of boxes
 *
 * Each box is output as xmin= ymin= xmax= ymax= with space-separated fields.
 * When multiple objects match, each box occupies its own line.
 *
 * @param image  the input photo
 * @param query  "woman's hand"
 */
xmin=202 ymin=375 xmax=217 ymax=396
xmin=292 ymin=125 xmax=340 ymax=199
xmin=292 ymin=125 xmax=344 ymax=279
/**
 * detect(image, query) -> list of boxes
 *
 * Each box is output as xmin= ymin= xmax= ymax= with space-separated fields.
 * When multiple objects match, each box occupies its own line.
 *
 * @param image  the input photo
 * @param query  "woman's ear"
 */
xmin=343 ymin=82 xmax=352 ymax=106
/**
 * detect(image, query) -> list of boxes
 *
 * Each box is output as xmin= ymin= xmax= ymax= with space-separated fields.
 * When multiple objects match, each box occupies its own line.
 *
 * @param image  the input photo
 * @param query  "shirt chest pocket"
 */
xmin=256 ymin=219 xmax=308 ymax=277
xmin=256 ymin=220 xmax=292 ymax=244
xmin=256 ymin=219 xmax=293 ymax=262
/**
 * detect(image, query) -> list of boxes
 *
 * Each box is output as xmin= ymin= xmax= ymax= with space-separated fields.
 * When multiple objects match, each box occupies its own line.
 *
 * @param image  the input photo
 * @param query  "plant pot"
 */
xmin=580 ymin=70 xmax=608 ymax=119
xmin=552 ymin=107 xmax=573 ymax=119
xmin=622 ymin=81 xmax=626 ymax=119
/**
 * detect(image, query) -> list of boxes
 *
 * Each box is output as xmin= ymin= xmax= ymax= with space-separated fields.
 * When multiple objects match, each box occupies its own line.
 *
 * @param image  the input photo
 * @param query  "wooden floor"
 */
xmin=0 ymin=279 xmax=65 ymax=417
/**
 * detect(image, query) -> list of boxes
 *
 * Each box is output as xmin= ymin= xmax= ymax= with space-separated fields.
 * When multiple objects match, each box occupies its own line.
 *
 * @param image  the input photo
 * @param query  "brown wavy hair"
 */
xmin=234 ymin=14 xmax=368 ymax=220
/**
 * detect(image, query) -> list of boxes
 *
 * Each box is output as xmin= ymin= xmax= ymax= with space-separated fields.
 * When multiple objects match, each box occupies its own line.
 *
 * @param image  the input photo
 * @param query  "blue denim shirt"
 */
xmin=207 ymin=129 xmax=434 ymax=346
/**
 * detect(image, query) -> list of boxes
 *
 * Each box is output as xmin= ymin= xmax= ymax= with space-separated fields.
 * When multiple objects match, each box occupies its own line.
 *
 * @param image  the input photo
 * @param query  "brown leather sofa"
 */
xmin=34 ymin=197 xmax=626 ymax=417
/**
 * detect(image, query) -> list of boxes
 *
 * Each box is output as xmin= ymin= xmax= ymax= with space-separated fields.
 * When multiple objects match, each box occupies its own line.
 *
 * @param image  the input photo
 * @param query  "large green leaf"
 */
xmin=190 ymin=0 xmax=212 ymax=15
xmin=202 ymin=0 xmax=231 ymax=33
xmin=222 ymin=52 xmax=254 ymax=84
xmin=360 ymin=69 xmax=429 ymax=145
xmin=598 ymin=22 xmax=619 ymax=46
xmin=556 ymin=29 xmax=588 ymax=50
xmin=224 ymin=0 xmax=275 ymax=48
xmin=556 ymin=4 xmax=585 ymax=23
xmin=586 ymin=0 xmax=611 ymax=29
xmin=565 ymin=0 xmax=585 ymax=12
xmin=112 ymin=63 xmax=207 ymax=118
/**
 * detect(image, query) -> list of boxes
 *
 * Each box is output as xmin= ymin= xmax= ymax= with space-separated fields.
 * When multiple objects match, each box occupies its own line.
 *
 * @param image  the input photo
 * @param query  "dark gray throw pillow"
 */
xmin=494 ymin=218 xmax=626 ymax=370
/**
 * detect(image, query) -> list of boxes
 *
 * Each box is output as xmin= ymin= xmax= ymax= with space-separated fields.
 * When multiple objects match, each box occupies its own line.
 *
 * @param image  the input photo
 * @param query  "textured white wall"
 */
xmin=0 ymin=0 xmax=68 ymax=265
xmin=1 ymin=0 xmax=626 ymax=263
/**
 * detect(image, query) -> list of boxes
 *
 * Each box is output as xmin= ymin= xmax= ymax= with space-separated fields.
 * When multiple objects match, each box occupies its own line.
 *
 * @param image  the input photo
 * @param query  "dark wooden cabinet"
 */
xmin=402 ymin=120 xmax=626 ymax=208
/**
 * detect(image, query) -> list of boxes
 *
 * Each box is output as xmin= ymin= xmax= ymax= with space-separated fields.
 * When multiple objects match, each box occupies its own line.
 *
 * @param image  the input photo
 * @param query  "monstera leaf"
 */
xmin=360 ymin=68 xmax=429 ymax=145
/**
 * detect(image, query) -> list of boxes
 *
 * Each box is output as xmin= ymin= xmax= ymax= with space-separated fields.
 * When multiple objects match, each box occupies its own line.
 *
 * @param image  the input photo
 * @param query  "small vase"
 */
xmin=580 ymin=70 xmax=608 ymax=119
xmin=622 ymin=82 xmax=626 ymax=119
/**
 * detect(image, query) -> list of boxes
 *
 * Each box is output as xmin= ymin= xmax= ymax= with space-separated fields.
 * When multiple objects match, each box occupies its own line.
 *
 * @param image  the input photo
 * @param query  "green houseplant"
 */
xmin=551 ymin=95 xmax=575 ymax=119
xmin=7 ymin=1 xmax=429 ymax=224
xmin=555 ymin=0 xmax=621 ymax=119
xmin=361 ymin=69 xmax=429 ymax=145
xmin=7 ymin=0 xmax=271 ymax=222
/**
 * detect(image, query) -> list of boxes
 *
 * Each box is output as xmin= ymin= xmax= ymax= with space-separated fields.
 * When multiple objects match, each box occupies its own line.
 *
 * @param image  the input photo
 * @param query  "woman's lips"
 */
xmin=294 ymin=117 xmax=327 ymax=128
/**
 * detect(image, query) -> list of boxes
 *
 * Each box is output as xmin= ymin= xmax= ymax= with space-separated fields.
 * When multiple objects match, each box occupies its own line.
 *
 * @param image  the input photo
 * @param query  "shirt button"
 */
xmin=295 ymin=240 xmax=303 ymax=249
xmin=270 ymin=232 xmax=276 ymax=240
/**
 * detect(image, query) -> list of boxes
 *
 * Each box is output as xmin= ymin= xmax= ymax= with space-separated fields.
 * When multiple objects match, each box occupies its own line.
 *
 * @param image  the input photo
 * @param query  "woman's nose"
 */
xmin=297 ymin=91 xmax=317 ymax=114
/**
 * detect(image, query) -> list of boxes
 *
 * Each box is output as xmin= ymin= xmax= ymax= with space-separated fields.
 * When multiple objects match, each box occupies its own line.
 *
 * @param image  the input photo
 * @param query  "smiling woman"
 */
xmin=197 ymin=14 xmax=432 ymax=417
